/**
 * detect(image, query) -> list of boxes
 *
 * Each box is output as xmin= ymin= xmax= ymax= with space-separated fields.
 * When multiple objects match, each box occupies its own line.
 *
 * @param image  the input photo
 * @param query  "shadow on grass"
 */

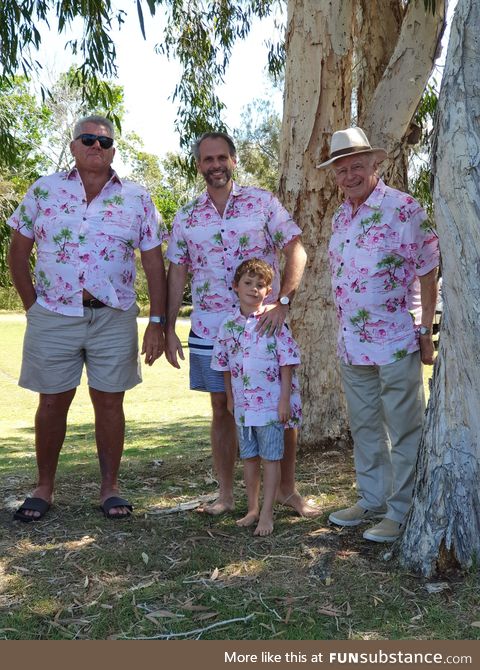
xmin=0 ymin=415 xmax=212 ymax=474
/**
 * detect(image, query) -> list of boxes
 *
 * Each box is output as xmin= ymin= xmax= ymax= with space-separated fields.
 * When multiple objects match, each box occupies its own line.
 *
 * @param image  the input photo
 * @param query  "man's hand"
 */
xmin=141 ymin=323 xmax=165 ymax=366
xmin=165 ymin=328 xmax=185 ymax=369
xmin=255 ymin=302 xmax=289 ymax=337
xmin=420 ymin=334 xmax=435 ymax=365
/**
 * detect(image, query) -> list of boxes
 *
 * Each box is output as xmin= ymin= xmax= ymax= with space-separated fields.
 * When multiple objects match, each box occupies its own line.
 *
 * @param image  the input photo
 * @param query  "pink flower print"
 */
xmin=100 ymin=247 xmax=113 ymax=261
xmin=216 ymin=353 xmax=228 ymax=368
xmin=104 ymin=210 xmax=113 ymax=218
xmin=37 ymin=226 xmax=47 ymax=240
xmin=360 ymin=355 xmax=372 ymax=363
xmin=378 ymin=329 xmax=387 ymax=338
xmin=79 ymin=253 xmax=90 ymax=263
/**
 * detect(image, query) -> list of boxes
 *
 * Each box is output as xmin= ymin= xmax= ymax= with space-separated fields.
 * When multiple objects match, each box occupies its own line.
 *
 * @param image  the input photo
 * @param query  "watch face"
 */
xmin=280 ymin=296 xmax=290 ymax=305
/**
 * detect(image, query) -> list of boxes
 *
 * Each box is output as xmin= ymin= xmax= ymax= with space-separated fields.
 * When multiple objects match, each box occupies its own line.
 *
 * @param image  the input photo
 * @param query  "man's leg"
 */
xmin=202 ymin=391 xmax=237 ymax=515
xmin=89 ymin=387 xmax=130 ymax=517
xmin=276 ymin=428 xmax=320 ymax=517
xmin=20 ymin=389 xmax=76 ymax=519
xmin=340 ymin=362 xmax=391 ymax=512
xmin=379 ymin=351 xmax=425 ymax=523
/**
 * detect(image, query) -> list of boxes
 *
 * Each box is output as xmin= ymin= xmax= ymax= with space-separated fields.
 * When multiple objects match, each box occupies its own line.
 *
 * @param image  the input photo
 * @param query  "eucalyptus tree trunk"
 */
xmin=279 ymin=0 xmax=445 ymax=448
xmin=278 ymin=0 xmax=355 ymax=445
xmin=400 ymin=0 xmax=480 ymax=576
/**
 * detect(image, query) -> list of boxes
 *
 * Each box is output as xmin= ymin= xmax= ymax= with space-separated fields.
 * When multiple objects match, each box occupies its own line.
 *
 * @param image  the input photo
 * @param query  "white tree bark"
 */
xmin=279 ymin=0 xmax=356 ymax=445
xmin=400 ymin=0 xmax=480 ymax=576
xmin=364 ymin=0 xmax=445 ymax=188
xmin=280 ymin=0 xmax=445 ymax=447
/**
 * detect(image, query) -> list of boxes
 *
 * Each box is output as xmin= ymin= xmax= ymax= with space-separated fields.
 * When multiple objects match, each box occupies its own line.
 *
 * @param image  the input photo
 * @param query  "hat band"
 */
xmin=330 ymin=145 xmax=372 ymax=159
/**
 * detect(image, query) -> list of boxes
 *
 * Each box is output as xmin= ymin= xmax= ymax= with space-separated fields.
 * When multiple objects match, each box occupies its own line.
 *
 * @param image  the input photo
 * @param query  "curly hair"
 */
xmin=233 ymin=258 xmax=274 ymax=287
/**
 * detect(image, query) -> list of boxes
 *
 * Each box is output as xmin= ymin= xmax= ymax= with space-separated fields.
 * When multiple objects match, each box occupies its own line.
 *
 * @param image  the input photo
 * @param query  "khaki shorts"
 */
xmin=19 ymin=301 xmax=142 ymax=394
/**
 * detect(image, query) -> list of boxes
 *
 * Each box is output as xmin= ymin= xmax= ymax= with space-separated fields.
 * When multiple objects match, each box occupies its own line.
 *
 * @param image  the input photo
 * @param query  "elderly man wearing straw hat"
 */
xmin=318 ymin=127 xmax=439 ymax=542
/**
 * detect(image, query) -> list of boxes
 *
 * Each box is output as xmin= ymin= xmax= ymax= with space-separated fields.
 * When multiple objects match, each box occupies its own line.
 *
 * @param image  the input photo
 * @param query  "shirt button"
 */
xmin=228 ymin=287 xmax=232 ymax=291
xmin=223 ymin=248 xmax=227 ymax=251
xmin=346 ymin=239 xmax=350 ymax=243
xmin=221 ymin=229 xmax=225 ymax=233
xmin=83 ymin=217 xmax=87 ymax=221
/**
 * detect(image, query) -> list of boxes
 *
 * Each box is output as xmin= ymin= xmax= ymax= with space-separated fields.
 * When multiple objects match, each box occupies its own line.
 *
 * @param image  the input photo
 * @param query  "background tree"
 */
xmin=234 ymin=97 xmax=281 ymax=192
xmin=400 ymin=0 xmax=480 ymax=576
xmin=0 ymin=76 xmax=50 ymax=287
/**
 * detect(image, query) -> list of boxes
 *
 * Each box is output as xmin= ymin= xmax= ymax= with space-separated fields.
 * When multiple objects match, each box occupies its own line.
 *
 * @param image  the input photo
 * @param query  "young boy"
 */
xmin=211 ymin=258 xmax=302 ymax=536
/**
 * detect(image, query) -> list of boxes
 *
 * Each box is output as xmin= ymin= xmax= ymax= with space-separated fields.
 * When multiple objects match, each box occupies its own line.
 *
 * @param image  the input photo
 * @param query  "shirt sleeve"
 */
xmin=265 ymin=192 xmax=302 ymax=250
xmin=276 ymin=324 xmax=301 ymax=367
xmin=406 ymin=204 xmax=440 ymax=276
xmin=139 ymin=191 xmax=168 ymax=252
xmin=166 ymin=207 xmax=191 ymax=266
xmin=6 ymin=180 xmax=42 ymax=239
xmin=211 ymin=323 xmax=230 ymax=371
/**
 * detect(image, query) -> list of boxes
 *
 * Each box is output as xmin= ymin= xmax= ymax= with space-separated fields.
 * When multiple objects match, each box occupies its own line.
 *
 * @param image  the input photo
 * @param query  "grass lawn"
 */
xmin=0 ymin=314 xmax=478 ymax=640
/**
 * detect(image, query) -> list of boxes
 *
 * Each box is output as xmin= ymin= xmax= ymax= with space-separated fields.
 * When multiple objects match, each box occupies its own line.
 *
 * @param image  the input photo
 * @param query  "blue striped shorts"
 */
xmin=237 ymin=423 xmax=285 ymax=461
xmin=188 ymin=329 xmax=225 ymax=393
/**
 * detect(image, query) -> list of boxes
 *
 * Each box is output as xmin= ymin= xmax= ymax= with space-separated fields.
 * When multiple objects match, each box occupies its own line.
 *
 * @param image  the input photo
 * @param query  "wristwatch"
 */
xmin=149 ymin=315 xmax=167 ymax=326
xmin=279 ymin=295 xmax=290 ymax=306
xmin=419 ymin=325 xmax=431 ymax=335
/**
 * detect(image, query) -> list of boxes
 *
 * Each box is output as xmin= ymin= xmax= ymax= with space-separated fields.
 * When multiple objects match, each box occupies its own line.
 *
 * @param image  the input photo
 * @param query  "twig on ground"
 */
xmin=118 ymin=613 xmax=255 ymax=639
xmin=258 ymin=593 xmax=282 ymax=621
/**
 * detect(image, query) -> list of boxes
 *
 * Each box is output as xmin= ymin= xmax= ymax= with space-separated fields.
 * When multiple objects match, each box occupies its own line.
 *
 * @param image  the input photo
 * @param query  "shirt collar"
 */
xmin=234 ymin=305 xmax=268 ymax=321
xmin=199 ymin=180 xmax=242 ymax=206
xmin=67 ymin=166 xmax=122 ymax=185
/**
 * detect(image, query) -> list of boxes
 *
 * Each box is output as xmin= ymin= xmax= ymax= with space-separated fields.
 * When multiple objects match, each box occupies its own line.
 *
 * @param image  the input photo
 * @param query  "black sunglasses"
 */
xmin=75 ymin=133 xmax=114 ymax=149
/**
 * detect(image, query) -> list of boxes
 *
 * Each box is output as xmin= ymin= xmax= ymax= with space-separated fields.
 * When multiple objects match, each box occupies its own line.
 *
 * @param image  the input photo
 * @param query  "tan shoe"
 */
xmin=328 ymin=504 xmax=383 ymax=527
xmin=363 ymin=518 xmax=402 ymax=543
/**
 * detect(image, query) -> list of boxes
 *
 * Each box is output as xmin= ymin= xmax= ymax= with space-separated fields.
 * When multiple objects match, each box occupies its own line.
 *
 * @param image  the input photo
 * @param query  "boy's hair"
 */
xmin=233 ymin=258 xmax=274 ymax=286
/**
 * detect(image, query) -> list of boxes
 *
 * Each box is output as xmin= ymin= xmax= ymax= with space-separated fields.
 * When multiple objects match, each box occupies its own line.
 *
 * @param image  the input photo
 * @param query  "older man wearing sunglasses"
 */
xmin=7 ymin=115 xmax=167 ymax=522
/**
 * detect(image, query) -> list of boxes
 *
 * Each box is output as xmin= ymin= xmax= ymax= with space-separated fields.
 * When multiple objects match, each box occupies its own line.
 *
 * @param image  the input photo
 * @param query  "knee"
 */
xmin=37 ymin=391 xmax=75 ymax=415
xmin=90 ymin=389 xmax=124 ymax=413
xmin=210 ymin=393 xmax=231 ymax=420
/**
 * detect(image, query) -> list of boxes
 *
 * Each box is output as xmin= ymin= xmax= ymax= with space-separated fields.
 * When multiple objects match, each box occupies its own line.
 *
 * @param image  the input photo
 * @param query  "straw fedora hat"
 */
xmin=316 ymin=127 xmax=387 ymax=168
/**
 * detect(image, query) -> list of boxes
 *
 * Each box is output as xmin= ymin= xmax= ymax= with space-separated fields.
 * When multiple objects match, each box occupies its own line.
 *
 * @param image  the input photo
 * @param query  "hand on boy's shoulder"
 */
xmin=255 ymin=302 xmax=288 ymax=337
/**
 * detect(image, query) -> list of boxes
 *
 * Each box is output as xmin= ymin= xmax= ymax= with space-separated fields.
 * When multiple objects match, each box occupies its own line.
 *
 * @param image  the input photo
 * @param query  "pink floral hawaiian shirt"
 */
xmin=211 ymin=307 xmax=302 ymax=428
xmin=7 ymin=168 xmax=166 ymax=316
xmin=328 ymin=179 xmax=439 ymax=366
xmin=166 ymin=182 xmax=302 ymax=338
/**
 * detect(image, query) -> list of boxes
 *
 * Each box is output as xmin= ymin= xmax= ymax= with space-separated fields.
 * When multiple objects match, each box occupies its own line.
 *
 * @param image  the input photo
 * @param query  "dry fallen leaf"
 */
xmin=210 ymin=567 xmax=219 ymax=581
xmin=425 ymin=582 xmax=450 ymax=594
xmin=142 ymin=552 xmax=149 ymax=565
xmin=470 ymin=621 xmax=480 ymax=628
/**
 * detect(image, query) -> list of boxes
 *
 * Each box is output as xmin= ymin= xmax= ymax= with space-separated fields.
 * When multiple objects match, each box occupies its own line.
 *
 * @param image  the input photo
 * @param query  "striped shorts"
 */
xmin=237 ymin=423 xmax=285 ymax=461
xmin=188 ymin=329 xmax=225 ymax=393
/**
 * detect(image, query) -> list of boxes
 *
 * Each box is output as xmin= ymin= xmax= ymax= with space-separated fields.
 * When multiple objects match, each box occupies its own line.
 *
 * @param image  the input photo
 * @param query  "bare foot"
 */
xmin=254 ymin=515 xmax=274 ymax=536
xmin=236 ymin=510 xmax=259 ymax=527
xmin=200 ymin=499 xmax=235 ymax=516
xmin=277 ymin=491 xmax=321 ymax=517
